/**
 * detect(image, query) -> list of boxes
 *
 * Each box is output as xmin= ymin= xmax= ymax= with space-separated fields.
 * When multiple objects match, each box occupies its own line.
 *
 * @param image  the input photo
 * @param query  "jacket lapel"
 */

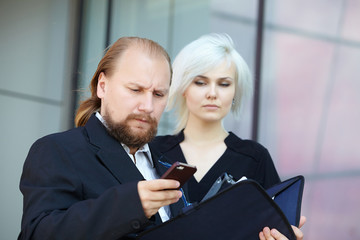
xmin=96 ymin=149 xmax=144 ymax=183
xmin=85 ymin=115 xmax=144 ymax=183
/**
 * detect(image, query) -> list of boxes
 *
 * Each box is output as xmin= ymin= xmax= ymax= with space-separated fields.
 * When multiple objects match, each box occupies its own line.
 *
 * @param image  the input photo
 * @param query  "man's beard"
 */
xmin=103 ymin=113 xmax=158 ymax=149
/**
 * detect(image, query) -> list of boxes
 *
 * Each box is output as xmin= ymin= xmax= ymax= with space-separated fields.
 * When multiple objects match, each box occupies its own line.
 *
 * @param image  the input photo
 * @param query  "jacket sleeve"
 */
xmin=19 ymin=137 xmax=151 ymax=240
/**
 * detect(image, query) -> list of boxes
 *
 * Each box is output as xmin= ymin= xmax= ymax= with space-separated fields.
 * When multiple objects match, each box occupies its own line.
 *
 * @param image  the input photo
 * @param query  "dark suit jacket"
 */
xmin=19 ymin=114 xmax=184 ymax=240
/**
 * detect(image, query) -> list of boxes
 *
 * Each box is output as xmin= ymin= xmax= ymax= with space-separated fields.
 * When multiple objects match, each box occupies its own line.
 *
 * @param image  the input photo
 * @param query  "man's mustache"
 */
xmin=126 ymin=113 xmax=157 ymax=125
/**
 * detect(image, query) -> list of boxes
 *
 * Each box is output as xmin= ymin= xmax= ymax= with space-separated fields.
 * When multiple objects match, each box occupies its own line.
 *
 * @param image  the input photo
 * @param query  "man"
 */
xmin=19 ymin=37 xmax=183 ymax=239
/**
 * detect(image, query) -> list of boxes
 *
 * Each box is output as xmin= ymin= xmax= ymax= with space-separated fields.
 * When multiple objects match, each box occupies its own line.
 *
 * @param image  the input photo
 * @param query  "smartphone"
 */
xmin=160 ymin=162 xmax=197 ymax=189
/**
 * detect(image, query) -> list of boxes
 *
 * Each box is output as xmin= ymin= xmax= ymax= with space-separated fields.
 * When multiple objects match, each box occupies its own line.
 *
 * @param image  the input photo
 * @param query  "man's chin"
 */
xmin=103 ymin=114 xmax=158 ymax=146
xmin=129 ymin=125 xmax=155 ymax=137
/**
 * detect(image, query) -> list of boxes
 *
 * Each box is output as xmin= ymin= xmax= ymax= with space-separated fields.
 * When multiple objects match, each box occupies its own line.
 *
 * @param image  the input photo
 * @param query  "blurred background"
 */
xmin=1 ymin=0 xmax=359 ymax=239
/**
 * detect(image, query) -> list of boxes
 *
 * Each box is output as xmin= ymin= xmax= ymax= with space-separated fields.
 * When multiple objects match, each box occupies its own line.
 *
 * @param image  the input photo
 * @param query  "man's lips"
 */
xmin=134 ymin=118 xmax=149 ymax=123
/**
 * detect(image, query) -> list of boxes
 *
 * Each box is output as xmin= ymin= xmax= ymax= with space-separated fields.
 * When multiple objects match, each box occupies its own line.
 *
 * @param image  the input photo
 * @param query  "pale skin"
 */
xmin=96 ymin=46 xmax=182 ymax=219
xmin=259 ymin=216 xmax=306 ymax=240
xmin=180 ymin=60 xmax=306 ymax=239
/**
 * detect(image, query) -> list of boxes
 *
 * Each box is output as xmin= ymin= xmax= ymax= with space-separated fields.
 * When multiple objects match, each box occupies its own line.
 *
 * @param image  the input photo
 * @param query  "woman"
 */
xmin=151 ymin=33 xmax=305 ymax=240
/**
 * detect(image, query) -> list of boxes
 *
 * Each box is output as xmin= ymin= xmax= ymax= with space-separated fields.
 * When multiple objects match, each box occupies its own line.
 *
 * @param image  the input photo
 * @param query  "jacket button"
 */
xmin=131 ymin=220 xmax=141 ymax=230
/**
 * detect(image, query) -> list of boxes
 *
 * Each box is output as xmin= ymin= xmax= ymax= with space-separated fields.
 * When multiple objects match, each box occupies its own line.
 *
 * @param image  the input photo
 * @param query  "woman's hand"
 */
xmin=259 ymin=216 xmax=306 ymax=240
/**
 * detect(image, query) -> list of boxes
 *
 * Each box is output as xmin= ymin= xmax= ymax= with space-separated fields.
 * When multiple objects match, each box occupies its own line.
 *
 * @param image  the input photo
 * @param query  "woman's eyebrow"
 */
xmin=194 ymin=75 xmax=208 ymax=79
xmin=218 ymin=77 xmax=234 ymax=81
xmin=195 ymin=75 xmax=234 ymax=81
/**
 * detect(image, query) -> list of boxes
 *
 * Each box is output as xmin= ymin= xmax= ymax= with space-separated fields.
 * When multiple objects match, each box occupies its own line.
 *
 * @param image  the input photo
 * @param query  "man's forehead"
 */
xmin=128 ymin=81 xmax=169 ymax=92
xmin=117 ymin=45 xmax=164 ymax=63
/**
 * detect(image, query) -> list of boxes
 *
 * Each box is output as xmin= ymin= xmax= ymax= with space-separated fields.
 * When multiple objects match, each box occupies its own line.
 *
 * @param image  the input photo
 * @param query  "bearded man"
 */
xmin=19 ymin=37 xmax=182 ymax=240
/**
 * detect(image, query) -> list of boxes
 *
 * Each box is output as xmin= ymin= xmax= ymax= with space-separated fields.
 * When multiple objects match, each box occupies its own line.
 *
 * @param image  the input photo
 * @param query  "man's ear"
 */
xmin=97 ymin=72 xmax=106 ymax=98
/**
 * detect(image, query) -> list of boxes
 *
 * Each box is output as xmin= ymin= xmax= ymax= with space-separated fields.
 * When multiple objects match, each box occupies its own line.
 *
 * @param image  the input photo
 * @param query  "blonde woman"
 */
xmin=151 ymin=33 xmax=305 ymax=240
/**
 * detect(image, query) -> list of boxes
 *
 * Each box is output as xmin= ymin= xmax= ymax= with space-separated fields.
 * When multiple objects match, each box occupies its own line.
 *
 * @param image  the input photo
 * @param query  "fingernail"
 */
xmin=271 ymin=229 xmax=279 ymax=236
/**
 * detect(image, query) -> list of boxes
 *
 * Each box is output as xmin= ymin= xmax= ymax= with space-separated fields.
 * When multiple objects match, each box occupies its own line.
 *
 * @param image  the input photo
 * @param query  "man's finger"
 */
xmin=139 ymin=179 xmax=180 ymax=191
xmin=143 ymin=189 xmax=182 ymax=201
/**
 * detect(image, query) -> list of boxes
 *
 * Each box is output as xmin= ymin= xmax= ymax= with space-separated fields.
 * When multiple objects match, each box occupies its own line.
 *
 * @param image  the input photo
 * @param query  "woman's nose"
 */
xmin=206 ymin=84 xmax=217 ymax=99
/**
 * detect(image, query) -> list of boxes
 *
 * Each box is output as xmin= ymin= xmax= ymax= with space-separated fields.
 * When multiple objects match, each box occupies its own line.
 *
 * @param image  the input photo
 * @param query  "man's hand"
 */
xmin=259 ymin=216 xmax=306 ymax=240
xmin=138 ymin=179 xmax=182 ymax=218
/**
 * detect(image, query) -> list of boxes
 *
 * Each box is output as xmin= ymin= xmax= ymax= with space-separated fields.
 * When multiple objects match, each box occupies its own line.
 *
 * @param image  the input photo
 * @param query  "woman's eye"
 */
xmin=131 ymin=88 xmax=140 ymax=92
xmin=219 ymin=82 xmax=230 ymax=87
xmin=194 ymin=81 xmax=205 ymax=86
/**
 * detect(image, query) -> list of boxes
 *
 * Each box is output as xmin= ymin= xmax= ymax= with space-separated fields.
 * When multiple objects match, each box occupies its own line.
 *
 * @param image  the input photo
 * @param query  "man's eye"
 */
xmin=154 ymin=92 xmax=164 ymax=97
xmin=130 ymin=88 xmax=140 ymax=92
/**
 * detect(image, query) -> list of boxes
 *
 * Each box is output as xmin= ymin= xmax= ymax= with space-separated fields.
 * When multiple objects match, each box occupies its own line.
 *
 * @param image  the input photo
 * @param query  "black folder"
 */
xmin=137 ymin=175 xmax=304 ymax=240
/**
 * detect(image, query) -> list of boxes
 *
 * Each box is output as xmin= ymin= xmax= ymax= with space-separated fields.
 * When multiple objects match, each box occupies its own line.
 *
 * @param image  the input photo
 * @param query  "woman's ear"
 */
xmin=97 ymin=72 xmax=106 ymax=98
xmin=182 ymin=90 xmax=187 ymax=97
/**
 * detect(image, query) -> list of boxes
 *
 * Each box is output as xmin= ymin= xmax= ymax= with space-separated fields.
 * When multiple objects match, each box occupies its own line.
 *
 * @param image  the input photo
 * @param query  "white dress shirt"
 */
xmin=95 ymin=112 xmax=171 ymax=222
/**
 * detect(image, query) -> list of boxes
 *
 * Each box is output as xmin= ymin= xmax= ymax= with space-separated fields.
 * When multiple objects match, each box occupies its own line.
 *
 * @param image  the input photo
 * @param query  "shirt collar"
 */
xmin=95 ymin=112 xmax=107 ymax=126
xmin=122 ymin=143 xmax=153 ymax=167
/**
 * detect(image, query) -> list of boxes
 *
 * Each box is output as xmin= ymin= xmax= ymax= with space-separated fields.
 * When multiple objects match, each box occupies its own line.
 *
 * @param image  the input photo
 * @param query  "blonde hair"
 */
xmin=168 ymin=33 xmax=253 ymax=132
xmin=75 ymin=36 xmax=172 ymax=127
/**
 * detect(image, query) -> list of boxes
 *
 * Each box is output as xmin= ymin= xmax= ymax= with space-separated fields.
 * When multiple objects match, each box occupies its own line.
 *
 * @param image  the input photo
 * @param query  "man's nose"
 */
xmin=138 ymin=93 xmax=154 ymax=113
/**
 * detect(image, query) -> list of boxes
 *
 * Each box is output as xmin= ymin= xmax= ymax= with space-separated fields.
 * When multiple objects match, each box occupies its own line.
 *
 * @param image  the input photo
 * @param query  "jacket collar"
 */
xmin=84 ymin=114 xmax=144 ymax=183
xmin=149 ymin=130 xmax=185 ymax=153
xmin=159 ymin=130 xmax=253 ymax=157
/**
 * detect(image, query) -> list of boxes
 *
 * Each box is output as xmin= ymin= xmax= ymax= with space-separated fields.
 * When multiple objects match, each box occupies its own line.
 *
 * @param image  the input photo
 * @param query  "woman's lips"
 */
xmin=203 ymin=104 xmax=219 ymax=110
